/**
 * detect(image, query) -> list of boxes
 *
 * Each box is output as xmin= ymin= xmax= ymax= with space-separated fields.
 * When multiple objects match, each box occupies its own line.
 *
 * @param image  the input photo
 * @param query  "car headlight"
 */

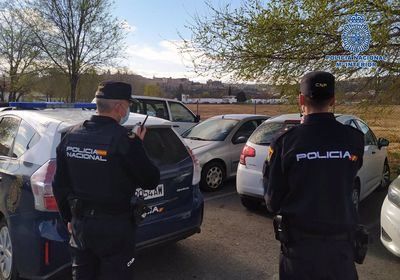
xmin=388 ymin=184 xmax=400 ymax=208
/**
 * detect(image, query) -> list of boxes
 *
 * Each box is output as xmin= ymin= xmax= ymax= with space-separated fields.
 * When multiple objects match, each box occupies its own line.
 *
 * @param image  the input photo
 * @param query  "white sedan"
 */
xmin=236 ymin=113 xmax=390 ymax=211
xmin=381 ymin=176 xmax=400 ymax=257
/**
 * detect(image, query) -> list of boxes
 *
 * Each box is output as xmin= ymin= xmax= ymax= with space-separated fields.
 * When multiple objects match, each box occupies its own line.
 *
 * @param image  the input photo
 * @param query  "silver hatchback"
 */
xmin=183 ymin=114 xmax=268 ymax=191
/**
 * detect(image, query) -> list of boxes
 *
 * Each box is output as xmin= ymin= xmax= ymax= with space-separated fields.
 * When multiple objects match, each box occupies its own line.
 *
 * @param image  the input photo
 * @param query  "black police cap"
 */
xmin=300 ymin=71 xmax=335 ymax=100
xmin=95 ymin=81 xmax=133 ymax=101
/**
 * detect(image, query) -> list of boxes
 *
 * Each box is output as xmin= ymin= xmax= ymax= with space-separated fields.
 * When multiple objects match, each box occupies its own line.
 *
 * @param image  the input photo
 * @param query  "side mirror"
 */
xmin=233 ymin=135 xmax=248 ymax=144
xmin=378 ymin=138 xmax=389 ymax=149
xmin=194 ymin=115 xmax=201 ymax=123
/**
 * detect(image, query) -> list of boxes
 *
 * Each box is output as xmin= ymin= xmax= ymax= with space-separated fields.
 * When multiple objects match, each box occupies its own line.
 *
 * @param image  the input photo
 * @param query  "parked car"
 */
xmin=236 ymin=113 xmax=390 ymax=211
xmin=93 ymin=95 xmax=200 ymax=134
xmin=0 ymin=102 xmax=203 ymax=279
xmin=182 ymin=114 xmax=269 ymax=191
xmin=381 ymin=175 xmax=400 ymax=257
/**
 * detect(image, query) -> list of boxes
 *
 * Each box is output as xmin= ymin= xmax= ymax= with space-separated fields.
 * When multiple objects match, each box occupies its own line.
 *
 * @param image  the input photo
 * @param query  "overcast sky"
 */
xmin=114 ymin=0 xmax=243 ymax=81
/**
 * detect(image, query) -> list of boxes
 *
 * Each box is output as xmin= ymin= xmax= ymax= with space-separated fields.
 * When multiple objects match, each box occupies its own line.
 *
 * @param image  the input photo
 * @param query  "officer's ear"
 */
xmin=299 ymin=93 xmax=305 ymax=106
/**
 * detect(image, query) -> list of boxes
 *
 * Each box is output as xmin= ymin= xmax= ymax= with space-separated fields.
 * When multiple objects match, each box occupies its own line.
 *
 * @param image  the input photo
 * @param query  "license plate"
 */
xmin=135 ymin=184 xmax=164 ymax=200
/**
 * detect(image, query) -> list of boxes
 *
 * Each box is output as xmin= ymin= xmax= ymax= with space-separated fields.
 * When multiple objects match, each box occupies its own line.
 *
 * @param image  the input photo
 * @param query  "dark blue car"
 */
xmin=0 ymin=105 xmax=203 ymax=279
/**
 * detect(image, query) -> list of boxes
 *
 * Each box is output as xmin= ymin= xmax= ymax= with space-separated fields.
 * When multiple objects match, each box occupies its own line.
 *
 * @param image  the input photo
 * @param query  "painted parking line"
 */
xmin=204 ymin=191 xmax=237 ymax=202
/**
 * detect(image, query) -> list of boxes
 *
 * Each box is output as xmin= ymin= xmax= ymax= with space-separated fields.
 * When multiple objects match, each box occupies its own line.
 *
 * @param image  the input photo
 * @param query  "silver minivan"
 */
xmin=130 ymin=96 xmax=200 ymax=134
xmin=92 ymin=95 xmax=200 ymax=134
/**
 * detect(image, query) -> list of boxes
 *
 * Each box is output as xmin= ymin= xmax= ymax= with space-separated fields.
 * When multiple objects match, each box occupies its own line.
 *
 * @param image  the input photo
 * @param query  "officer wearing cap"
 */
xmin=53 ymin=81 xmax=160 ymax=279
xmin=264 ymin=71 xmax=365 ymax=279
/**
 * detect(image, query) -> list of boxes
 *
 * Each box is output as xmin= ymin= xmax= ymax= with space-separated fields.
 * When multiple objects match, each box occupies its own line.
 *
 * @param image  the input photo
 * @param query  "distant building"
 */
xmin=249 ymin=98 xmax=288 ymax=104
xmin=181 ymin=94 xmax=289 ymax=104
xmin=221 ymin=96 xmax=237 ymax=104
xmin=181 ymin=94 xmax=237 ymax=104
xmin=206 ymin=80 xmax=223 ymax=87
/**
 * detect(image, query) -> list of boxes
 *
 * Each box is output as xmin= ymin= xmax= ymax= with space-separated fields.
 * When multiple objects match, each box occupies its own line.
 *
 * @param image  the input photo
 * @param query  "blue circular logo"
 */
xmin=341 ymin=14 xmax=371 ymax=55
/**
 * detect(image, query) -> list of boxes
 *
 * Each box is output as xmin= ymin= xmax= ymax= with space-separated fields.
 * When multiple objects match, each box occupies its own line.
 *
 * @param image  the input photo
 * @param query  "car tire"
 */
xmin=240 ymin=197 xmax=260 ymax=211
xmin=200 ymin=162 xmax=225 ymax=192
xmin=378 ymin=159 xmax=390 ymax=190
xmin=352 ymin=182 xmax=360 ymax=213
xmin=0 ymin=219 xmax=18 ymax=280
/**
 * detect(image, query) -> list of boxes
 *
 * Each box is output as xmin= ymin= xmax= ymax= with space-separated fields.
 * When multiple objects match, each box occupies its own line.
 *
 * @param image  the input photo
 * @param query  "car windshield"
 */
xmin=249 ymin=121 xmax=299 ymax=146
xmin=182 ymin=118 xmax=239 ymax=141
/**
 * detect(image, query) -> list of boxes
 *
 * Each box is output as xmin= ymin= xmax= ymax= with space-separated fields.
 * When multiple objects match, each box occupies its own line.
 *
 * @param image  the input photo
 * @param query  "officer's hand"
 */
xmin=67 ymin=222 xmax=72 ymax=234
xmin=136 ymin=126 xmax=147 ymax=141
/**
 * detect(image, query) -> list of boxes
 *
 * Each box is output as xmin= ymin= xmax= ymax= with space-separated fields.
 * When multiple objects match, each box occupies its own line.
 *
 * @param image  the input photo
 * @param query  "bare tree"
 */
xmin=0 ymin=2 xmax=41 ymax=101
xmin=17 ymin=0 xmax=126 ymax=102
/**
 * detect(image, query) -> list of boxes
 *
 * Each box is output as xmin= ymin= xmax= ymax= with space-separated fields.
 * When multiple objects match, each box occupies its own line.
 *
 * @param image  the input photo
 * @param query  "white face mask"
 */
xmin=119 ymin=107 xmax=130 ymax=125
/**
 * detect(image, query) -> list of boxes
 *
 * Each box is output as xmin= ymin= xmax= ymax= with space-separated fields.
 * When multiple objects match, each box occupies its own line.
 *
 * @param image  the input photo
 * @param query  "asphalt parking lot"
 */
xmin=53 ymin=179 xmax=400 ymax=280
xmin=134 ymin=179 xmax=400 ymax=280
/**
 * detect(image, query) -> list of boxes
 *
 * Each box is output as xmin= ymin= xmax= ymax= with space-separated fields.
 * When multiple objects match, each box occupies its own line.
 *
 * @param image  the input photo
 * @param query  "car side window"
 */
xmin=355 ymin=120 xmax=377 ymax=146
xmin=0 ymin=117 xmax=20 ymax=157
xmin=144 ymin=100 xmax=169 ymax=120
xmin=11 ymin=120 xmax=39 ymax=158
xmin=233 ymin=120 xmax=258 ymax=142
xmin=130 ymin=100 xmax=145 ymax=115
xmin=169 ymin=102 xmax=195 ymax=122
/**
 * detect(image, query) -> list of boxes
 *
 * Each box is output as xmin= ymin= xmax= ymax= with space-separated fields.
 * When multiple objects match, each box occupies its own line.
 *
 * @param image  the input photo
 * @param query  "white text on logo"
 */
xmin=66 ymin=146 xmax=107 ymax=162
xmin=296 ymin=151 xmax=356 ymax=162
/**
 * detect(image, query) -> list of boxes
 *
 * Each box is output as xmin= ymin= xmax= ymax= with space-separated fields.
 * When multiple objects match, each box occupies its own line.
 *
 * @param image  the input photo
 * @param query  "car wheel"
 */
xmin=200 ymin=162 xmax=225 ymax=192
xmin=352 ymin=183 xmax=360 ymax=213
xmin=240 ymin=197 xmax=260 ymax=211
xmin=378 ymin=160 xmax=390 ymax=190
xmin=0 ymin=220 xmax=17 ymax=280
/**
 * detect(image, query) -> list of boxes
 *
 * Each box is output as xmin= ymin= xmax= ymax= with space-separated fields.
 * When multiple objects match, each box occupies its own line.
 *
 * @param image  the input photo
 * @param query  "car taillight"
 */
xmin=188 ymin=147 xmax=201 ymax=185
xmin=30 ymin=159 xmax=59 ymax=212
xmin=240 ymin=145 xmax=256 ymax=165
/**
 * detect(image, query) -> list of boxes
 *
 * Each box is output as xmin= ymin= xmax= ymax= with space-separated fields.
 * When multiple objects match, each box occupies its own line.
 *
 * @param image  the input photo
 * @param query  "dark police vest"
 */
xmin=268 ymin=113 xmax=364 ymax=234
xmin=62 ymin=117 xmax=135 ymax=212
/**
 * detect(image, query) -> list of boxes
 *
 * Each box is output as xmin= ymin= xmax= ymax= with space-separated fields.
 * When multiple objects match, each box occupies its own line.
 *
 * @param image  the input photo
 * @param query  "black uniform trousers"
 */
xmin=70 ymin=214 xmax=136 ymax=280
xmin=279 ymin=238 xmax=358 ymax=280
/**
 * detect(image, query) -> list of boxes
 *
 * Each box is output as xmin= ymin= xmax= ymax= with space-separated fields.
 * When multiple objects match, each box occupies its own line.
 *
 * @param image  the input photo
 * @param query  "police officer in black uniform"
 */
xmin=264 ymin=71 xmax=365 ymax=280
xmin=53 ymin=81 xmax=160 ymax=280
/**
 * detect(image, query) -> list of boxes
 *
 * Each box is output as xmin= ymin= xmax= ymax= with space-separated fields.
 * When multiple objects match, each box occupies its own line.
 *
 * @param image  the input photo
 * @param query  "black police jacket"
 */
xmin=52 ymin=115 xmax=160 ymax=223
xmin=264 ymin=113 xmax=364 ymax=234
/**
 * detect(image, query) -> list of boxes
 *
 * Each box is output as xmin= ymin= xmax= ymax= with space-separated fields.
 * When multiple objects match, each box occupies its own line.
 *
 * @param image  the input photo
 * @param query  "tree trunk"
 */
xmin=16 ymin=92 xmax=23 ymax=101
xmin=8 ymin=91 xmax=16 ymax=102
xmin=70 ymin=74 xmax=79 ymax=103
xmin=8 ymin=74 xmax=16 ymax=101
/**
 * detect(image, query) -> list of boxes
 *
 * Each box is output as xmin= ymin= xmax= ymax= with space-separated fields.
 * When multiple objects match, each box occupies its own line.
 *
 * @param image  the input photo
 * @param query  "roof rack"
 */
xmin=0 ymin=102 xmax=97 ymax=110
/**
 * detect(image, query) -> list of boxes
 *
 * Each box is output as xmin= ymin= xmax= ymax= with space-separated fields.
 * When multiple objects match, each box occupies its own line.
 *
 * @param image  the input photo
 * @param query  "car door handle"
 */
xmin=173 ymin=125 xmax=180 ymax=128
xmin=372 ymin=151 xmax=376 ymax=154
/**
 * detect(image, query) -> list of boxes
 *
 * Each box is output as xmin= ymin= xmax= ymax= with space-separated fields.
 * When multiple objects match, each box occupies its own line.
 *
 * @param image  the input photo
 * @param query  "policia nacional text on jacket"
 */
xmin=264 ymin=71 xmax=365 ymax=280
xmin=52 ymin=81 xmax=160 ymax=279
